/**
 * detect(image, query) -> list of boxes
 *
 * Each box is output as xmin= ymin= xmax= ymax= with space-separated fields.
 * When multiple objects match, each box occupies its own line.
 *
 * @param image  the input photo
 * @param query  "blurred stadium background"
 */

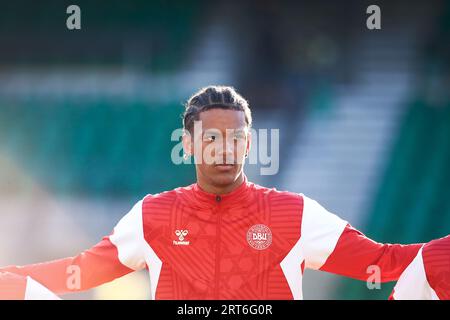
xmin=0 ymin=0 xmax=449 ymax=299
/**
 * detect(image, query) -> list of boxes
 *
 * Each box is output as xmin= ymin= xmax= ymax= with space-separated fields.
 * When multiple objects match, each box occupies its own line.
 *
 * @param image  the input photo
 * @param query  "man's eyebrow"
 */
xmin=203 ymin=128 xmax=222 ymax=133
xmin=200 ymin=127 xmax=247 ymax=135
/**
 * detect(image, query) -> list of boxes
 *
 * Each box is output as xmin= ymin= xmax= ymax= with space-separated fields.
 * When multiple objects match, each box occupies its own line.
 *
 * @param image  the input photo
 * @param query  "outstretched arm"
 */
xmin=0 ymin=199 xmax=148 ymax=295
xmin=319 ymin=225 xmax=422 ymax=282
xmin=301 ymin=195 xmax=422 ymax=282
xmin=0 ymin=236 xmax=133 ymax=295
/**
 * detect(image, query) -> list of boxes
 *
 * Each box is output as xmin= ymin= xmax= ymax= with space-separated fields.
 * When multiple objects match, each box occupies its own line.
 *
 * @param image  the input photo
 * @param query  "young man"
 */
xmin=0 ymin=86 xmax=422 ymax=299
xmin=390 ymin=235 xmax=450 ymax=300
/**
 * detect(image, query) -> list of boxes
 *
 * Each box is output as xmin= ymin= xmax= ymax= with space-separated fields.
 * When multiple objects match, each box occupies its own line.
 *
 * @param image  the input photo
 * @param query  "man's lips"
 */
xmin=214 ymin=164 xmax=236 ymax=171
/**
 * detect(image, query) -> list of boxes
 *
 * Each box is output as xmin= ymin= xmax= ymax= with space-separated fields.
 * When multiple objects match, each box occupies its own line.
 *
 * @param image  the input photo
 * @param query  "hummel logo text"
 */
xmin=173 ymin=230 xmax=190 ymax=246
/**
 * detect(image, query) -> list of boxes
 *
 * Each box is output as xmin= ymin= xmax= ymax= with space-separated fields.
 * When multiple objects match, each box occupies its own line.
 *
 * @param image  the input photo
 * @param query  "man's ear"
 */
xmin=246 ymin=129 xmax=252 ymax=157
xmin=182 ymin=131 xmax=192 ymax=156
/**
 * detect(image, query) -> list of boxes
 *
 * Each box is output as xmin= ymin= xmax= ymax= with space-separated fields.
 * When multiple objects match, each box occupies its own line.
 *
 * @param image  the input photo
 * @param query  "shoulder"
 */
xmin=141 ymin=185 xmax=194 ymax=209
xmin=423 ymin=235 xmax=450 ymax=253
xmin=422 ymin=235 xmax=450 ymax=276
xmin=250 ymin=183 xmax=303 ymax=206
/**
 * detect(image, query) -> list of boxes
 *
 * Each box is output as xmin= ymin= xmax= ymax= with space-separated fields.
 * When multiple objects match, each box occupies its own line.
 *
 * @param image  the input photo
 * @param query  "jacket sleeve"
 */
xmin=0 ymin=271 xmax=61 ymax=300
xmin=301 ymin=195 xmax=422 ymax=282
xmin=0 ymin=200 xmax=148 ymax=295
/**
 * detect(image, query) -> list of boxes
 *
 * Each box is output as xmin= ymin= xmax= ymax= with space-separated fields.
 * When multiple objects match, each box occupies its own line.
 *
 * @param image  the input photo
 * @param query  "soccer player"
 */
xmin=390 ymin=235 xmax=450 ymax=300
xmin=0 ymin=86 xmax=423 ymax=299
xmin=0 ymin=272 xmax=60 ymax=300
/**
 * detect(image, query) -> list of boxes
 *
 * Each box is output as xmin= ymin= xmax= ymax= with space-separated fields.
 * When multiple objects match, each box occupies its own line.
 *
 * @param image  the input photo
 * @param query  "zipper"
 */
xmin=214 ymin=195 xmax=222 ymax=299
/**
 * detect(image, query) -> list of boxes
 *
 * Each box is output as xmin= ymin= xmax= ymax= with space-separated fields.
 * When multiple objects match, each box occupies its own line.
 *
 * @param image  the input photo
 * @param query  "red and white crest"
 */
xmin=247 ymin=224 xmax=272 ymax=250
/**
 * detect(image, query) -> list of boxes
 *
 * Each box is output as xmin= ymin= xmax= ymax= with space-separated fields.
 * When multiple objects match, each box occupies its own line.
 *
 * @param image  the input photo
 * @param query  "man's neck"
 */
xmin=197 ymin=173 xmax=245 ymax=195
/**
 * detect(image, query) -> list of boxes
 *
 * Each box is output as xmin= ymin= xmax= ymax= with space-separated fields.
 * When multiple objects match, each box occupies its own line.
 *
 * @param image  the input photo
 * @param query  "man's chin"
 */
xmin=212 ymin=173 xmax=237 ymax=185
xmin=210 ymin=170 xmax=242 ymax=187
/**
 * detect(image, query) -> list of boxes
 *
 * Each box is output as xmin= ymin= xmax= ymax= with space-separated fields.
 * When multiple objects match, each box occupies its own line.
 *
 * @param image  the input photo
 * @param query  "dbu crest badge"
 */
xmin=247 ymin=224 xmax=272 ymax=250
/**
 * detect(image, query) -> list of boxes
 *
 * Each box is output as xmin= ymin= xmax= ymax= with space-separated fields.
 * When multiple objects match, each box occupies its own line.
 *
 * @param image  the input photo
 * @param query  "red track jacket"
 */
xmin=1 ymin=177 xmax=421 ymax=299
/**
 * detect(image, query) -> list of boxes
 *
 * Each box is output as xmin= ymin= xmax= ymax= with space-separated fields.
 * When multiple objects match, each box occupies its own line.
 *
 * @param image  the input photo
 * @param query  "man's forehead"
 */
xmin=199 ymin=108 xmax=246 ymax=121
xmin=194 ymin=109 xmax=248 ymax=133
xmin=202 ymin=126 xmax=248 ymax=132
xmin=201 ymin=123 xmax=246 ymax=133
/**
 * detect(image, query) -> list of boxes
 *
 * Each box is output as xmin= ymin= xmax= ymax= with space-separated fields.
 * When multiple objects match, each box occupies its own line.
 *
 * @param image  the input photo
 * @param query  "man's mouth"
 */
xmin=214 ymin=163 xmax=235 ymax=171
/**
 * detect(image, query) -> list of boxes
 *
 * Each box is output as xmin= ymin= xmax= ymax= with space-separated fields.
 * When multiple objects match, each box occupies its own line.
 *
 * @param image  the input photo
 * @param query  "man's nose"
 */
xmin=215 ymin=139 xmax=235 ymax=164
xmin=217 ymin=140 xmax=234 ymax=155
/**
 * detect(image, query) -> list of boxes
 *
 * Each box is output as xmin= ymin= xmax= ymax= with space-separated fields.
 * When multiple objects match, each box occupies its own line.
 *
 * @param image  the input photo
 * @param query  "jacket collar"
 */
xmin=191 ymin=174 xmax=252 ymax=207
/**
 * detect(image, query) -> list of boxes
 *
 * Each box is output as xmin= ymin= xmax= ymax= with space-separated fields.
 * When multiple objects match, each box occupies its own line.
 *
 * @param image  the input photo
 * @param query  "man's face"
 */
xmin=183 ymin=108 xmax=251 ymax=189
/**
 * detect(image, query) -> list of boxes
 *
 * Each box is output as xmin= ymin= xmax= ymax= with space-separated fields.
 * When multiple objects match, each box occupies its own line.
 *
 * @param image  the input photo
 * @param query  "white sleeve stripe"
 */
xmin=25 ymin=277 xmax=61 ymax=300
xmin=109 ymin=198 xmax=163 ymax=299
xmin=393 ymin=247 xmax=440 ymax=300
xmin=301 ymin=195 xmax=348 ymax=270
xmin=143 ymin=241 xmax=163 ymax=300
xmin=280 ymin=237 xmax=304 ymax=300
xmin=110 ymin=200 xmax=147 ymax=271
